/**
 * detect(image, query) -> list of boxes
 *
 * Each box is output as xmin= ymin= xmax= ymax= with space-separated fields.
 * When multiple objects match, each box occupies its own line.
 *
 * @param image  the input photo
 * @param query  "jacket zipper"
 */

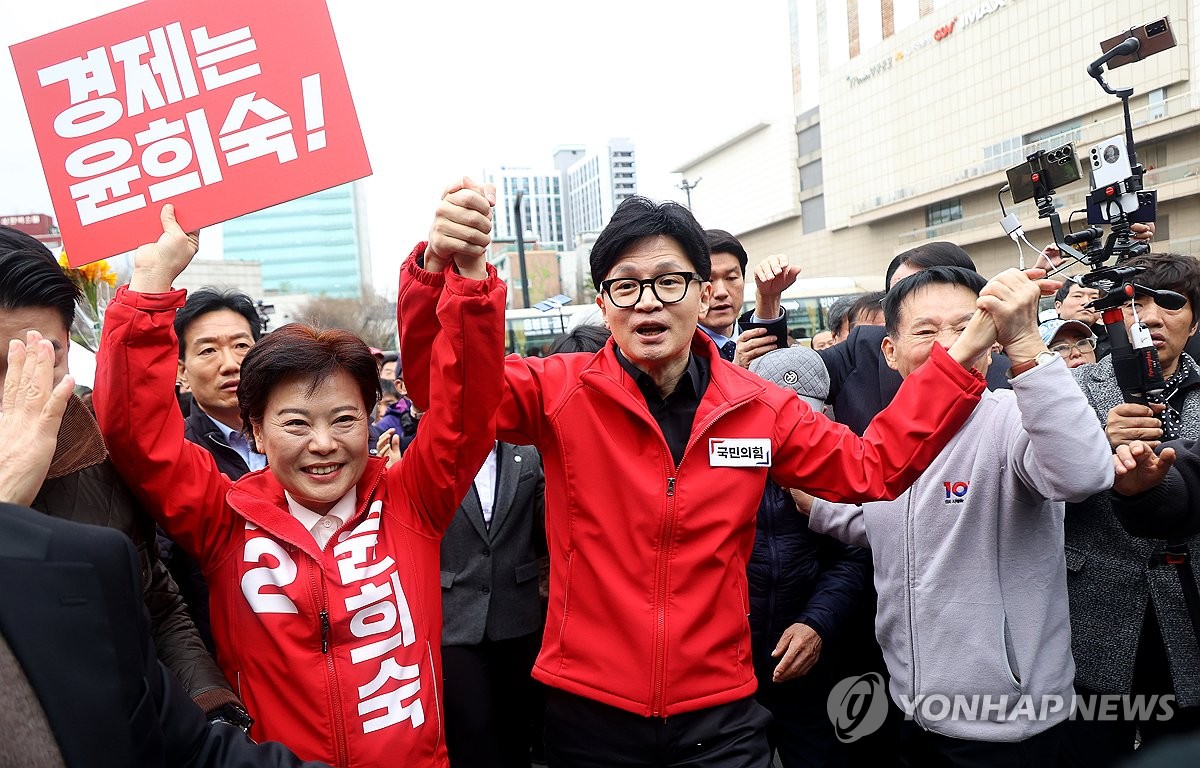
xmin=310 ymin=562 xmax=348 ymax=765
xmin=904 ymin=490 xmax=922 ymax=728
xmin=649 ymin=396 xmax=757 ymax=716
xmin=326 ymin=463 xmax=382 ymax=761
xmin=651 ymin=475 xmax=677 ymax=716
xmin=225 ymin=462 xmax=387 ymax=765
xmin=766 ymin=497 xmax=779 ymax=637
xmin=206 ymin=432 xmax=247 ymax=465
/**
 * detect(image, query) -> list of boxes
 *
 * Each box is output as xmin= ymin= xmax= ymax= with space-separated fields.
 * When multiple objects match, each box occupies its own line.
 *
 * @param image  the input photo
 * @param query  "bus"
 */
xmin=502 ymin=275 xmax=883 ymax=355
xmin=748 ymin=275 xmax=885 ymax=343
xmin=504 ymin=304 xmax=595 ymax=356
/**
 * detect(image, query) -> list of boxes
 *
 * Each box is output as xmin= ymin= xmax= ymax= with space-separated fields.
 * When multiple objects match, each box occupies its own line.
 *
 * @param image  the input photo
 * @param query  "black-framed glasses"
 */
xmin=600 ymin=272 xmax=703 ymax=308
xmin=1049 ymin=337 xmax=1098 ymax=355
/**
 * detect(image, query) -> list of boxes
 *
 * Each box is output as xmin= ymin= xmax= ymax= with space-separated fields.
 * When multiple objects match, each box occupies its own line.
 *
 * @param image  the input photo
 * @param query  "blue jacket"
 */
xmin=747 ymin=479 xmax=870 ymax=666
xmin=374 ymin=399 xmax=412 ymax=435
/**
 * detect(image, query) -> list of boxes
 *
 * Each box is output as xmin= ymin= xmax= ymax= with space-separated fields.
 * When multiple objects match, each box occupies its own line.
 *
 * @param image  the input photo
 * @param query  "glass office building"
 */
xmin=222 ymin=182 xmax=371 ymax=299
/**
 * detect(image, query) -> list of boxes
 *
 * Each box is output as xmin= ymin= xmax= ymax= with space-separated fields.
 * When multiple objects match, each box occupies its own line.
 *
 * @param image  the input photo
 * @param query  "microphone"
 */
xmin=1063 ymin=227 xmax=1104 ymax=247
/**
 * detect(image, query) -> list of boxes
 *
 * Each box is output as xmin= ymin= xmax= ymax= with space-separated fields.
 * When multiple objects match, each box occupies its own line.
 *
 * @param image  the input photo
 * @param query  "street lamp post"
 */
xmin=514 ymin=191 xmax=532 ymax=309
xmin=678 ymin=177 xmax=702 ymax=210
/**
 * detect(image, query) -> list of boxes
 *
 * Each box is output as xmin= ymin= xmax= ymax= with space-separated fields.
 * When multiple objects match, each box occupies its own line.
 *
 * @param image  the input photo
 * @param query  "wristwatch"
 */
xmin=209 ymin=703 xmax=254 ymax=734
xmin=1007 ymin=350 xmax=1057 ymax=379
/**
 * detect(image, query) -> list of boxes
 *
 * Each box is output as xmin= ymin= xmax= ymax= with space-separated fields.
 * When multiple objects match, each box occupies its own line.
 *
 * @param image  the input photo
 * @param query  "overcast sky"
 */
xmin=1 ymin=1 xmax=794 ymax=292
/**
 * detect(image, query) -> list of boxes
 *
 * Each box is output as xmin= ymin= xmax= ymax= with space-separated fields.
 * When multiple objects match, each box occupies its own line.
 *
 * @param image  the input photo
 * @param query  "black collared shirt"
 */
xmin=615 ymin=347 xmax=710 ymax=467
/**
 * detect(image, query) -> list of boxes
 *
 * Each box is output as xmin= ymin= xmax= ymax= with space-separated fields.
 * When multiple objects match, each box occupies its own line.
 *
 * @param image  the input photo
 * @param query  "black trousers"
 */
xmin=898 ymin=719 xmax=1065 ymax=768
xmin=543 ymin=687 xmax=772 ymax=768
xmin=1060 ymin=606 xmax=1200 ymax=767
xmin=751 ymin=655 xmax=837 ymax=768
xmin=442 ymin=632 xmax=541 ymax=768
xmin=828 ymin=588 xmax=906 ymax=768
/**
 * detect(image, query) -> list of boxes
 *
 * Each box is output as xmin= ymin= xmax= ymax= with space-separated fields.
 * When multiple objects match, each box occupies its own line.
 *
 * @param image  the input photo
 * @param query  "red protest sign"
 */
xmin=9 ymin=0 xmax=371 ymax=266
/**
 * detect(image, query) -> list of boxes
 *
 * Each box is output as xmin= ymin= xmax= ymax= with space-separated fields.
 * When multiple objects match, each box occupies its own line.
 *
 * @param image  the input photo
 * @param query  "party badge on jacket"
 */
xmin=708 ymin=438 xmax=771 ymax=467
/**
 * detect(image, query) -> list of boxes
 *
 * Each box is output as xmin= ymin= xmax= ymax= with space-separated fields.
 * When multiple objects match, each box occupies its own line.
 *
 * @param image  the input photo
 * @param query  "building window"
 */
xmin=983 ymin=135 xmax=1023 ymax=172
xmin=926 ymin=199 xmax=962 ymax=227
xmin=798 ymin=125 xmax=821 ymax=156
xmin=1140 ymin=141 xmax=1166 ymax=171
xmin=800 ymin=160 xmax=822 ymax=191
xmin=1023 ymin=121 xmax=1082 ymax=157
xmin=1148 ymin=87 xmax=1167 ymax=120
xmin=802 ymin=195 xmax=825 ymax=234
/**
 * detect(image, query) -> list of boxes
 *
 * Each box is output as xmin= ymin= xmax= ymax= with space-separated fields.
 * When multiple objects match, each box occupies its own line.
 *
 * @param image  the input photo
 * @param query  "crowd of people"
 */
xmin=0 ymin=177 xmax=1198 ymax=768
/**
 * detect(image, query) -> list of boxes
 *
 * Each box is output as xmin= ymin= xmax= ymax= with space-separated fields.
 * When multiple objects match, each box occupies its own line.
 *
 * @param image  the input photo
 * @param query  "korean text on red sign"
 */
xmin=10 ymin=0 xmax=371 ymax=266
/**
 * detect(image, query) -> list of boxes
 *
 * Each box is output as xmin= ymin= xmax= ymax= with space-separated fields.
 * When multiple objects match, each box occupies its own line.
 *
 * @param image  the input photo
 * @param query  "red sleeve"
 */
xmin=396 ymin=242 xmax=441 ymax=413
xmin=93 ymin=286 xmax=237 ymax=569
xmin=771 ymin=343 xmax=986 ymax=502
xmin=393 ymin=253 xmax=508 ymax=535
xmin=397 ymin=243 xmax=544 ymax=445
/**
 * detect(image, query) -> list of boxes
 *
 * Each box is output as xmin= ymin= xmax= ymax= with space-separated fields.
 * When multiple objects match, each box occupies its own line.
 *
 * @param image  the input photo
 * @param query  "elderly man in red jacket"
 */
xmin=398 ymin=178 xmax=1052 ymax=768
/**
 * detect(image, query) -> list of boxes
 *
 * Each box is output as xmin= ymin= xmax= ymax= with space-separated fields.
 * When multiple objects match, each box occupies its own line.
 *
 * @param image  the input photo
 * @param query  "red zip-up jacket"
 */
xmin=94 ymin=267 xmax=505 ymax=767
xmin=399 ymin=245 xmax=986 ymax=717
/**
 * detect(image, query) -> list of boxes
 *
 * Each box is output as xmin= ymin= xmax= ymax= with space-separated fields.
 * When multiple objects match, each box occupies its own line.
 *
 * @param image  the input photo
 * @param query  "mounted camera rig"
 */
xmin=1003 ymin=19 xmax=1200 ymax=636
xmin=1002 ymin=18 xmax=1183 ymax=411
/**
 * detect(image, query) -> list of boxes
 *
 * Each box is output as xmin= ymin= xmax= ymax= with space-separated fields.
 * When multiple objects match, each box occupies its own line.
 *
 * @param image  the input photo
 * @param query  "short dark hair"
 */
xmin=826 ymin=295 xmax=857 ymax=334
xmin=885 ymin=242 xmax=977 ymax=289
xmin=238 ymin=324 xmax=381 ymax=433
xmin=590 ymin=197 xmax=710 ymax=290
xmin=1054 ymin=276 xmax=1084 ymax=304
xmin=883 ymin=266 xmax=987 ymax=336
xmin=1123 ymin=252 xmax=1200 ymax=317
xmin=175 ymin=288 xmax=263 ymax=359
xmin=0 ymin=226 xmax=80 ymax=330
xmin=849 ymin=291 xmax=887 ymax=328
xmin=704 ymin=229 xmax=748 ymax=272
xmin=549 ymin=324 xmax=612 ymax=355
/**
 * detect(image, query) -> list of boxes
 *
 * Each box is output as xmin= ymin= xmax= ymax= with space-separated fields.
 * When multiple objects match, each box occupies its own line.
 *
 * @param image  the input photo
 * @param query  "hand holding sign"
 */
xmin=129 ymin=204 xmax=200 ymax=293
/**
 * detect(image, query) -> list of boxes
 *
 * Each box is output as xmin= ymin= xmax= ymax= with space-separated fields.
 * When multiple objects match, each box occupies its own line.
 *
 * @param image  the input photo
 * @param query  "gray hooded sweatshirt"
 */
xmin=809 ymin=355 xmax=1113 ymax=742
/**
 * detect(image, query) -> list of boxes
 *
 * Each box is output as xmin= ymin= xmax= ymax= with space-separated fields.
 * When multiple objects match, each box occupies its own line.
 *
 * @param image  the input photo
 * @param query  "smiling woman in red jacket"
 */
xmin=94 ymin=204 xmax=506 ymax=768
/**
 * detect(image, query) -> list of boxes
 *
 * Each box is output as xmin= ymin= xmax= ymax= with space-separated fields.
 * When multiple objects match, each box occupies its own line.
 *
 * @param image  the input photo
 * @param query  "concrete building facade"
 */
xmin=488 ymin=167 xmax=566 ymax=253
xmin=565 ymin=138 xmax=638 ymax=246
xmin=677 ymin=0 xmax=1200 ymax=284
xmin=1 ymin=213 xmax=63 ymax=253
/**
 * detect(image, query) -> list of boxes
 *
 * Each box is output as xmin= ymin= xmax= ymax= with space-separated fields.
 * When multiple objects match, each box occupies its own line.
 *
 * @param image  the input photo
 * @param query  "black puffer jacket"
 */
xmin=31 ymin=396 xmax=239 ymax=715
xmin=747 ymin=479 xmax=871 ymax=666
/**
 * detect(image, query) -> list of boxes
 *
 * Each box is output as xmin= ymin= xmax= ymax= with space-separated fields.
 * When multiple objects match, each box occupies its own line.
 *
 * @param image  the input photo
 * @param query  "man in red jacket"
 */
xmin=399 ymin=179 xmax=1045 ymax=767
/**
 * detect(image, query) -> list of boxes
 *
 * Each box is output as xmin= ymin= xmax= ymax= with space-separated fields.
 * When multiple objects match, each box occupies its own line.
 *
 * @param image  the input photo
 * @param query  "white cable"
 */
xmin=1026 ymin=235 xmax=1087 ymax=278
xmin=1013 ymin=235 xmax=1025 ymax=271
xmin=1019 ymin=232 xmax=1042 ymax=256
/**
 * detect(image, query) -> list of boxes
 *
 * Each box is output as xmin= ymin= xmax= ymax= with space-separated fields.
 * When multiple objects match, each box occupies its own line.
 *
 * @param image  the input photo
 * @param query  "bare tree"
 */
xmin=294 ymin=293 xmax=396 ymax=350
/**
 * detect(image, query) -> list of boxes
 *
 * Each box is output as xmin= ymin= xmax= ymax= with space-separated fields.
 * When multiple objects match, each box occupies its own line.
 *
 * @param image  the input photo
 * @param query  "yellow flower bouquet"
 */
xmin=59 ymin=253 xmax=118 ymax=351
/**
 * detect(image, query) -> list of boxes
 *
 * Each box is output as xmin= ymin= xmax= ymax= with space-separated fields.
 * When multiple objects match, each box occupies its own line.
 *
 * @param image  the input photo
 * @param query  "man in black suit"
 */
xmin=175 ymin=287 xmax=265 ymax=479
xmin=439 ymin=441 xmax=546 ymax=768
xmin=698 ymin=229 xmax=790 ymax=367
xmin=0 ymin=332 xmax=326 ymax=768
